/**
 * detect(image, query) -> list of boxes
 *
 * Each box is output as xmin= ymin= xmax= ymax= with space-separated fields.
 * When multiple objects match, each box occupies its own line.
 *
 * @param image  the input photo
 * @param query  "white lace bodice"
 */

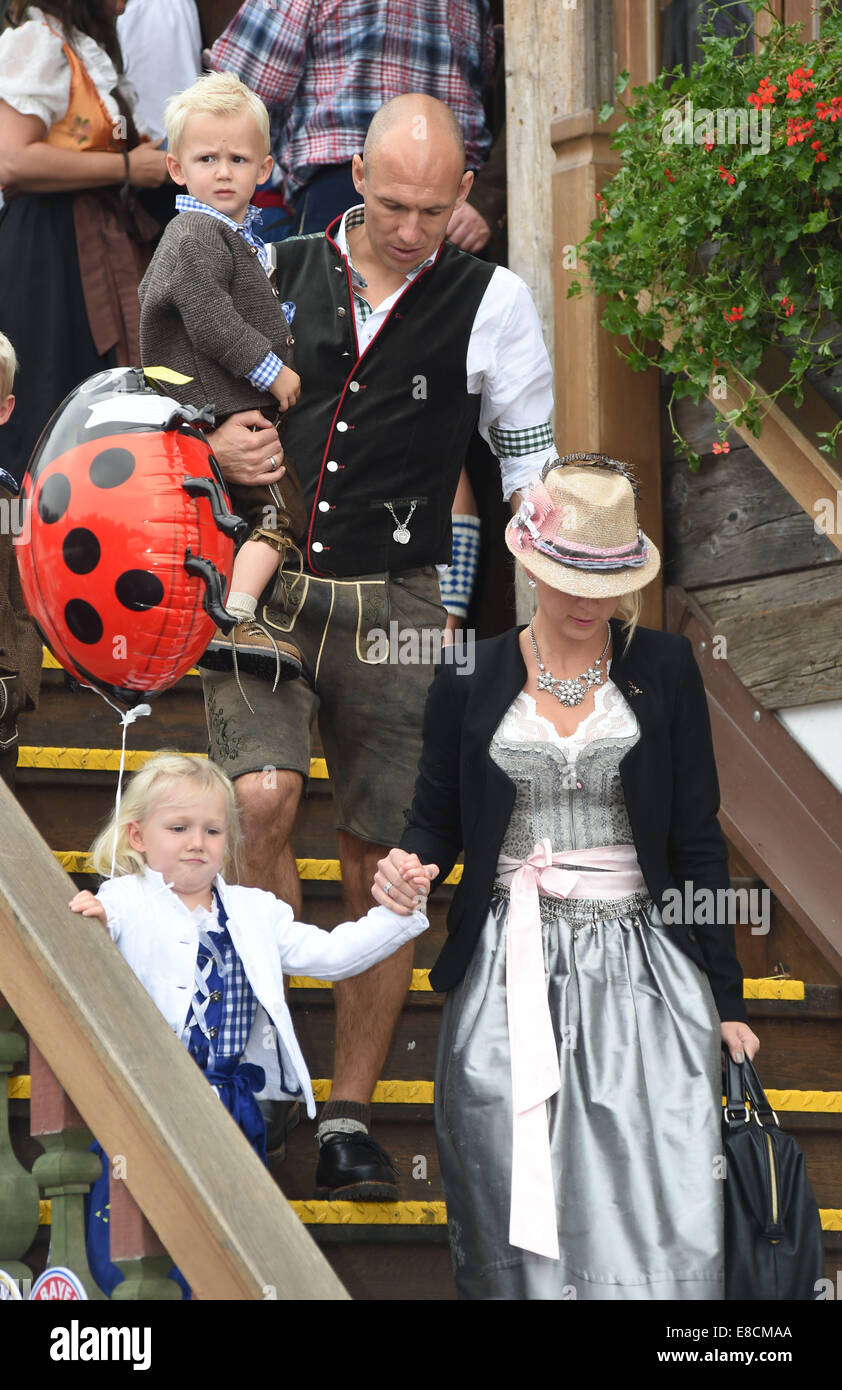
xmin=490 ymin=669 xmax=641 ymax=859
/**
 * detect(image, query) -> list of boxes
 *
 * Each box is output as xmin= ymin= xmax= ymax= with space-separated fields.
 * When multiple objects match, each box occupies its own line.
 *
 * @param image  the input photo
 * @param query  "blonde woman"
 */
xmin=380 ymin=455 xmax=759 ymax=1300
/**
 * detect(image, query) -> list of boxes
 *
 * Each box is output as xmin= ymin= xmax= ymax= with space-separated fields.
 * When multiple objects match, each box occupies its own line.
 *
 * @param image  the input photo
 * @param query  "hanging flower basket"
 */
xmin=568 ymin=0 xmax=842 ymax=469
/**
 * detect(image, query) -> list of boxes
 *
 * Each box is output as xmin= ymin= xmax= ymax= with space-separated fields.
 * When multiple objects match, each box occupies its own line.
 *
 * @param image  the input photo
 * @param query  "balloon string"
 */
xmin=83 ymin=685 xmax=151 ymax=879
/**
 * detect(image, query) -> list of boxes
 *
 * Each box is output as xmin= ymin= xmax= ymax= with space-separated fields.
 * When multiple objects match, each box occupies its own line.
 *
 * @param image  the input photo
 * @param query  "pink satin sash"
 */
xmin=496 ymin=840 xmax=646 ymax=1260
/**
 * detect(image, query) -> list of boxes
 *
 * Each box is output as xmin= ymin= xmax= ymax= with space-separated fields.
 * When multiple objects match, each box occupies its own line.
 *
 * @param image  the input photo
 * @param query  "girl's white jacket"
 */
xmin=97 ymin=867 xmax=428 ymax=1117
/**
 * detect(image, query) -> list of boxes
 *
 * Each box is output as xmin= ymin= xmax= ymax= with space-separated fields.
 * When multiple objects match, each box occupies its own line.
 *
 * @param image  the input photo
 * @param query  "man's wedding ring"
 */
xmin=269 ymin=456 xmax=277 ymax=469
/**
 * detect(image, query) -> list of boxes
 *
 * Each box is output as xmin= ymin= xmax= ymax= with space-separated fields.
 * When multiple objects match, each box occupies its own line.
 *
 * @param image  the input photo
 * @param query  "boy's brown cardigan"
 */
xmin=138 ymin=211 xmax=295 ymax=420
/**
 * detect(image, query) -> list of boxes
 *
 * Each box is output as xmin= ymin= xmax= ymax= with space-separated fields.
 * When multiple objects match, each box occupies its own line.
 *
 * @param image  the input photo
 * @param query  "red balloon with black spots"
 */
xmin=17 ymin=369 xmax=243 ymax=706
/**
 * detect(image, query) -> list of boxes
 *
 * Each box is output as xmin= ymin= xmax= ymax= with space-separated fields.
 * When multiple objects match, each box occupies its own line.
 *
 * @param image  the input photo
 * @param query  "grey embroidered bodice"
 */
xmin=490 ymin=677 xmax=641 ymax=861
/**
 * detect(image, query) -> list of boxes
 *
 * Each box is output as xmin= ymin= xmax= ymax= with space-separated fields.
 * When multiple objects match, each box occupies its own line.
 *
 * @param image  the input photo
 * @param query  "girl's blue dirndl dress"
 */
xmin=85 ymin=888 xmax=267 ymax=1297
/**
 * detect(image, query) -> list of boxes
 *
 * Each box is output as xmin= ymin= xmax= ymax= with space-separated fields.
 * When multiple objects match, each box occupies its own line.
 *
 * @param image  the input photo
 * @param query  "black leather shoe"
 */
xmin=259 ymin=1099 xmax=302 ymax=1167
xmin=314 ymin=1132 xmax=400 ymax=1201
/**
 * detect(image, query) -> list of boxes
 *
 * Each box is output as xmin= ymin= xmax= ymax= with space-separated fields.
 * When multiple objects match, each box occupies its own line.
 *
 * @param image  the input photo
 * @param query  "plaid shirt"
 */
xmin=210 ymin=0 xmax=495 ymax=201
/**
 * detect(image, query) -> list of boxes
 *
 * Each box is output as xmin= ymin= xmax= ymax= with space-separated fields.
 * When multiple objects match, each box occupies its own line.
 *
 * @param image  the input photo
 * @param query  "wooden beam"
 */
xmin=784 ymin=0 xmax=820 ymax=41
xmin=552 ymin=109 xmax=664 ymax=629
xmin=666 ymin=585 xmax=842 ymax=978
xmin=715 ymin=349 xmax=842 ymax=555
xmin=0 ymin=779 xmax=348 ymax=1300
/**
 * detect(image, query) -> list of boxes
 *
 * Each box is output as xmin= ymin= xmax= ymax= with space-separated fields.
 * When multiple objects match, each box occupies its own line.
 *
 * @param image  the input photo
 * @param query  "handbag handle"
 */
xmin=723 ymin=1050 xmax=779 ymax=1128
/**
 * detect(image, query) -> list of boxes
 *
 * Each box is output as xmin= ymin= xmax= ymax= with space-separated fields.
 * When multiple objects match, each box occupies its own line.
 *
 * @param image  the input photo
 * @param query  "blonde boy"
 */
xmin=139 ymin=72 xmax=306 ymax=685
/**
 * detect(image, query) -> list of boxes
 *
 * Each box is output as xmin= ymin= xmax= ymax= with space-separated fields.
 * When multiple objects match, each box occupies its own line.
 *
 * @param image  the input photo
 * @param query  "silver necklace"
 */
xmin=384 ymin=500 xmax=417 ymax=545
xmin=529 ymin=620 xmax=611 ymax=707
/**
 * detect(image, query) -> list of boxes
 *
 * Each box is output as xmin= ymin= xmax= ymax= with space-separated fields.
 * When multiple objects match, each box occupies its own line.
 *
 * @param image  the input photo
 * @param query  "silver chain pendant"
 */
xmin=385 ymin=501 xmax=417 ymax=546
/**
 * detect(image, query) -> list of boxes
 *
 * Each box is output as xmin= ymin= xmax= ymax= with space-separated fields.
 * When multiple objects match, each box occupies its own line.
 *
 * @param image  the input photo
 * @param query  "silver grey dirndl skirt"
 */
xmin=435 ymin=891 xmax=724 ymax=1300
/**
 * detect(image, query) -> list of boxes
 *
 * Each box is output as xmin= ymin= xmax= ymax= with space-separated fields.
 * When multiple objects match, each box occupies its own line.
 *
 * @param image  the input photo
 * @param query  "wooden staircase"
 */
xmin=6 ymin=647 xmax=842 ymax=1298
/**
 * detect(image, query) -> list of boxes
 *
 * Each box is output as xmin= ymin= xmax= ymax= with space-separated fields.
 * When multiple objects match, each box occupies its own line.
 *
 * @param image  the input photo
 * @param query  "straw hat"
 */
xmin=504 ymin=454 xmax=661 ymax=598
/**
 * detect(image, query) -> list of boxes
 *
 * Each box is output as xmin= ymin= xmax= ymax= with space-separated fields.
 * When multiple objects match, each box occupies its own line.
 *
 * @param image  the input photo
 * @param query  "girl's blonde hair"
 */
xmin=89 ymin=752 xmax=241 ymax=878
xmin=165 ymin=71 xmax=270 ymax=157
xmin=0 ymin=331 xmax=18 ymax=403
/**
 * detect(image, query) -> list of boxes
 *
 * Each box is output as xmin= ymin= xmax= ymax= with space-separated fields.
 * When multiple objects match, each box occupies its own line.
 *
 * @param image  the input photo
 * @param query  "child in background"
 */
xmin=70 ymin=752 xmax=435 ymax=1294
xmin=0 ymin=331 xmax=42 ymax=789
xmin=139 ymin=72 xmax=307 ymax=688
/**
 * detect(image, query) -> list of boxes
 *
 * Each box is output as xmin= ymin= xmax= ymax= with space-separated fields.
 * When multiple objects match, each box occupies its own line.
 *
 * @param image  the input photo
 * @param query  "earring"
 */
xmin=527 ymin=578 xmax=536 ymax=589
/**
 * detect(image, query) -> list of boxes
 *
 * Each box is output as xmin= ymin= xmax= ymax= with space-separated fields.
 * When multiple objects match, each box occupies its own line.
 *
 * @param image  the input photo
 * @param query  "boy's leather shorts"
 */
xmin=201 ymin=565 xmax=447 ymax=847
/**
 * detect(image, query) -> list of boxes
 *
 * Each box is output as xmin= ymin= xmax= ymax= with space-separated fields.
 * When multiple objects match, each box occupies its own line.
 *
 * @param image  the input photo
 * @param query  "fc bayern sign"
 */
xmin=30 ymin=1267 xmax=89 ymax=1300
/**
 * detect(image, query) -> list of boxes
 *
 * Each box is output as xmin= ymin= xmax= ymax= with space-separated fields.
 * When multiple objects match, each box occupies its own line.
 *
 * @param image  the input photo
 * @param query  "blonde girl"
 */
xmin=70 ymin=751 xmax=434 ymax=1294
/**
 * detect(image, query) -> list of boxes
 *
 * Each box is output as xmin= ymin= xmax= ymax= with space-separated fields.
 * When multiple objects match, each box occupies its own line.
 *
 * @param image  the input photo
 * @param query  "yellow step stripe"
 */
xmin=742 ymin=978 xmax=805 ymax=1001
xmin=290 ymin=969 xmax=435 ymax=992
xmin=292 ymin=973 xmax=799 ymax=998
xmin=12 ymin=1073 xmax=841 ymax=1111
xmin=22 ymin=747 xmax=329 ymax=780
xmin=42 ymin=649 xmax=200 ymax=678
xmin=31 ymin=1199 xmax=842 ymax=1231
xmin=53 ymin=850 xmax=464 ymax=885
xmin=291 ymin=1200 xmax=446 ymax=1225
xmin=312 ymin=1080 xmax=434 ymax=1104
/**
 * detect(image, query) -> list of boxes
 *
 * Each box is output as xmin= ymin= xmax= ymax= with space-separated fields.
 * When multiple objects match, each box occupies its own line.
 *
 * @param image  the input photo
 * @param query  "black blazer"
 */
xmin=400 ymin=618 xmax=747 ymax=1022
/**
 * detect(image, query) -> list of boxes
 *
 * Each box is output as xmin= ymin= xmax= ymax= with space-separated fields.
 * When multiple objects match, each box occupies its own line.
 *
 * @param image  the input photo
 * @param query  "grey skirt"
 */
xmin=435 ymin=891 xmax=725 ymax=1301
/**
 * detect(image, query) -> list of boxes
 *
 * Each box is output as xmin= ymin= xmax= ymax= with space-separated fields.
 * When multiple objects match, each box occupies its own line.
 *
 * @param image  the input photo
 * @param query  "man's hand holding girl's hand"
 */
xmin=372 ymin=848 xmax=438 ymax=915
xmin=69 ymin=890 xmax=107 ymax=926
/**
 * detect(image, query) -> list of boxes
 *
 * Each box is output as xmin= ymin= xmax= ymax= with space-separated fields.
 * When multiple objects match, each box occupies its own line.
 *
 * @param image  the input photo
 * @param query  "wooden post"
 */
xmin=548 ymin=2 xmax=664 ymax=630
xmin=29 ymin=1042 xmax=106 ymax=1300
xmin=0 ymin=993 xmax=39 ymax=1284
xmin=109 ymin=1178 xmax=182 ymax=1301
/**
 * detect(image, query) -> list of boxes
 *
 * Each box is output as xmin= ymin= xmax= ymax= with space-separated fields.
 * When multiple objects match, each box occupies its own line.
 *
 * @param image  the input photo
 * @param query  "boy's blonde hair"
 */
xmin=89 ymin=752 xmax=241 ymax=878
xmin=0 ymin=332 xmax=18 ymax=403
xmin=165 ymin=71 xmax=270 ymax=157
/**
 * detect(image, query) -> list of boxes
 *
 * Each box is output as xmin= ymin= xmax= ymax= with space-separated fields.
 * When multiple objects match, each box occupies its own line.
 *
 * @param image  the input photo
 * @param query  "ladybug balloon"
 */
xmin=17 ymin=367 xmax=244 ymax=706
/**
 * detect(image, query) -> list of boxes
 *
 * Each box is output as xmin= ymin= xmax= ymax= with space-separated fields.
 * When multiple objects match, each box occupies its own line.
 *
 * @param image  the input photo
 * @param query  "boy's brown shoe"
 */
xmin=200 ymin=619 xmax=302 ymax=688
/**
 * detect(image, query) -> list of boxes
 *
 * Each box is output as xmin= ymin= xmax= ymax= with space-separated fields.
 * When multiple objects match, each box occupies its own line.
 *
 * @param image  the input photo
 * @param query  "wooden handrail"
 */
xmin=666 ymin=584 xmax=842 ymax=977
xmin=0 ymin=778 xmax=348 ymax=1300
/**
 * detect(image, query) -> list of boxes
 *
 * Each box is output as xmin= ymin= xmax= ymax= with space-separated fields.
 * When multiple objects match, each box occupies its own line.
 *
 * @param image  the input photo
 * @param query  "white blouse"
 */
xmin=495 ymin=665 xmax=640 ymax=758
xmin=0 ymin=7 xmax=138 ymax=130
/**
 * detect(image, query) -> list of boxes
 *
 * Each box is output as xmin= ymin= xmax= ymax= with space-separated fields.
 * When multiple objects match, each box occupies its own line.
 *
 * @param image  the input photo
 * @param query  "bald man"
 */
xmin=205 ymin=94 xmax=557 ymax=1200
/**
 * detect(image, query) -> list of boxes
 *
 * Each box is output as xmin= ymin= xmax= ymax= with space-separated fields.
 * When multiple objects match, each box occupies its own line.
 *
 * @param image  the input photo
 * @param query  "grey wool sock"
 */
xmin=226 ymin=591 xmax=258 ymax=623
xmin=316 ymin=1100 xmax=372 ymax=1147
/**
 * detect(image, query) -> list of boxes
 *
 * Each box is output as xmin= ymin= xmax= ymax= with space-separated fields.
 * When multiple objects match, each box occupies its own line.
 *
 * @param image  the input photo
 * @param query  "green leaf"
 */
xmin=598 ymin=102 xmax=614 ymax=124
xmin=615 ymin=70 xmax=630 ymax=96
xmin=803 ymin=209 xmax=829 ymax=233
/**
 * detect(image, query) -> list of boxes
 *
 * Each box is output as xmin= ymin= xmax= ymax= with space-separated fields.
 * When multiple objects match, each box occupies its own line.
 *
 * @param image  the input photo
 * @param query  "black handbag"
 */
xmin=723 ymin=1051 xmax=824 ymax=1300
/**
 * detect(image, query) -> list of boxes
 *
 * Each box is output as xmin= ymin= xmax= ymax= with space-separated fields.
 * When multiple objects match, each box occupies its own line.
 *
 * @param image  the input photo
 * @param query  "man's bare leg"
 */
xmin=232 ymin=768 xmax=304 ymax=914
xmin=313 ymin=829 xmax=414 ymax=1199
xmin=332 ymin=829 xmax=414 ymax=1100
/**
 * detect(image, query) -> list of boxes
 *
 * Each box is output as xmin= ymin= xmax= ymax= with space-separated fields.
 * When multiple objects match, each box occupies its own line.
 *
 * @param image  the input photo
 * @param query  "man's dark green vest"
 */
xmin=273 ymin=221 xmax=496 ymax=577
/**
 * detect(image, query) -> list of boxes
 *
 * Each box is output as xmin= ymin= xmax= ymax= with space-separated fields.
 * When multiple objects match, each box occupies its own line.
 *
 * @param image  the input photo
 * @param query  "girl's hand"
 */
xmin=269 ymin=365 xmax=301 ymax=412
xmin=720 ymin=1020 xmax=760 ymax=1063
xmin=373 ymin=849 xmax=438 ymax=915
xmin=69 ymin=890 xmax=107 ymax=927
